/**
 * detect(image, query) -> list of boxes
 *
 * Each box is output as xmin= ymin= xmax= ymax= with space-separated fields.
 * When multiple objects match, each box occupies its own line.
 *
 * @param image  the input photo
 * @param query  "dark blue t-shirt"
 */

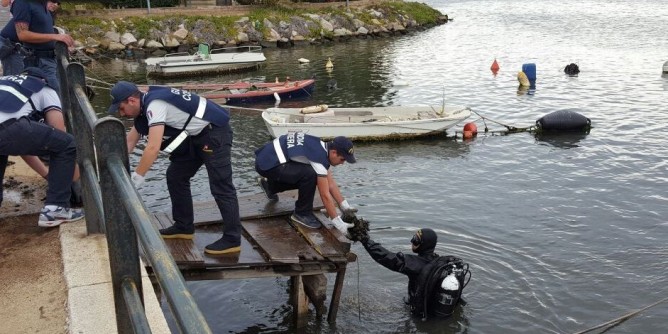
xmin=0 ymin=18 xmax=19 ymax=42
xmin=7 ymin=0 xmax=54 ymax=50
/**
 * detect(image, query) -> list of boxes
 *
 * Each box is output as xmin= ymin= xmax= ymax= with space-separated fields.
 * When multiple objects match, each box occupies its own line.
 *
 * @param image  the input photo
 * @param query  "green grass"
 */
xmin=58 ymin=1 xmax=444 ymax=42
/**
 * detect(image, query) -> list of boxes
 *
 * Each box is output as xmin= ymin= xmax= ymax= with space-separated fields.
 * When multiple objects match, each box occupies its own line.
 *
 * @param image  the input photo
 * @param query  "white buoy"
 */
xmin=663 ymin=61 xmax=668 ymax=74
xmin=298 ymin=58 xmax=310 ymax=64
xmin=325 ymin=57 xmax=333 ymax=69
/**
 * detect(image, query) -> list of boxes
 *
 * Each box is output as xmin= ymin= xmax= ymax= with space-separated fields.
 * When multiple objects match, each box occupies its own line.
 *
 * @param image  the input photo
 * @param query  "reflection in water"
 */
xmin=91 ymin=0 xmax=668 ymax=332
xmin=534 ymin=132 xmax=589 ymax=149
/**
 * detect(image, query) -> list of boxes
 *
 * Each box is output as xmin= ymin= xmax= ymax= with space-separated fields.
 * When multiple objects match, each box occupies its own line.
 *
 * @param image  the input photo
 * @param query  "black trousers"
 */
xmin=256 ymin=161 xmax=317 ymax=216
xmin=166 ymin=122 xmax=240 ymax=244
xmin=0 ymin=118 xmax=76 ymax=208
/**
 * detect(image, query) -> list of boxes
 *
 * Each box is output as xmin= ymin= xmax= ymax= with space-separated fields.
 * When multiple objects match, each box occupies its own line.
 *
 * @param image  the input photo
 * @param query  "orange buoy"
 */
xmin=462 ymin=122 xmax=478 ymax=139
xmin=490 ymin=58 xmax=500 ymax=74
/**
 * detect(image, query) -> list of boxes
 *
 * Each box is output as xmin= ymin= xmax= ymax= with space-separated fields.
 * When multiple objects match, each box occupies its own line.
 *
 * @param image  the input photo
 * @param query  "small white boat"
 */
xmin=262 ymin=105 xmax=472 ymax=141
xmin=144 ymin=44 xmax=266 ymax=78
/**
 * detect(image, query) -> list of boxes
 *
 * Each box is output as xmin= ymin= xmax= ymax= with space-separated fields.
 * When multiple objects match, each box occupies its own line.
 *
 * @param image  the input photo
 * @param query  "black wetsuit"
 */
xmin=361 ymin=238 xmax=439 ymax=302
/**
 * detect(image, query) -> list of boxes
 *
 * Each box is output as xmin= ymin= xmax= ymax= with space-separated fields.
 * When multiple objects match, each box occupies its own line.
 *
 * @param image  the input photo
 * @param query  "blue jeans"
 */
xmin=23 ymin=55 xmax=59 ymax=94
xmin=0 ymin=118 xmax=76 ymax=207
xmin=1 ymin=51 xmax=24 ymax=76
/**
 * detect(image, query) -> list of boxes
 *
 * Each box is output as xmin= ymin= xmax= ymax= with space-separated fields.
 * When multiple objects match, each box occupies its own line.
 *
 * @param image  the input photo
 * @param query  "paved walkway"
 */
xmin=1 ymin=159 xmax=171 ymax=334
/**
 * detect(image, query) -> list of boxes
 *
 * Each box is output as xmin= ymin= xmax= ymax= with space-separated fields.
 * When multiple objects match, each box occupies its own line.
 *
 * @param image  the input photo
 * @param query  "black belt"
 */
xmin=0 ymin=118 xmax=18 ymax=129
xmin=28 ymin=49 xmax=55 ymax=58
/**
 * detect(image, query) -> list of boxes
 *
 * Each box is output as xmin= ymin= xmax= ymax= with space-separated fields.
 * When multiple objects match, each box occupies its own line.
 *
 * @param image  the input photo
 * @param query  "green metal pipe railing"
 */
xmin=56 ymin=43 xmax=211 ymax=334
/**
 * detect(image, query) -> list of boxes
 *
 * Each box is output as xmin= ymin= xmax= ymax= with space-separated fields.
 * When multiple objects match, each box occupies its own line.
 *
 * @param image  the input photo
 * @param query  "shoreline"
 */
xmin=58 ymin=1 xmax=448 ymax=58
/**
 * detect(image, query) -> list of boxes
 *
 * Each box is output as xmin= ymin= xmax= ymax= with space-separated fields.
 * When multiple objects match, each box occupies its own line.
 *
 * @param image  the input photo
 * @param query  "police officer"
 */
xmin=108 ymin=81 xmax=241 ymax=255
xmin=0 ymin=67 xmax=83 ymax=226
xmin=8 ymin=0 xmax=74 ymax=94
xmin=254 ymin=132 xmax=357 ymax=233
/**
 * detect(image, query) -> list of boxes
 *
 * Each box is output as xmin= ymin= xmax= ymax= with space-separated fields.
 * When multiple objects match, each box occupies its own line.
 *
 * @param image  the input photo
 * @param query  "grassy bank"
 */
xmin=57 ymin=1 xmax=444 ymax=44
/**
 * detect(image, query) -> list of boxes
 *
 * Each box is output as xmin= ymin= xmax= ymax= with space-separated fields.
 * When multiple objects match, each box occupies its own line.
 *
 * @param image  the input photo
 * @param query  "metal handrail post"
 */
xmin=94 ymin=117 xmax=140 ymax=334
xmin=65 ymin=63 xmax=105 ymax=233
xmin=106 ymin=157 xmax=212 ymax=334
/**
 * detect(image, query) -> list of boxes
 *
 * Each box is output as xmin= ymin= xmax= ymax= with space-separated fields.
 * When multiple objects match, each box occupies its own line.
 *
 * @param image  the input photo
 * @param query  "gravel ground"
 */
xmin=0 ymin=157 xmax=67 ymax=334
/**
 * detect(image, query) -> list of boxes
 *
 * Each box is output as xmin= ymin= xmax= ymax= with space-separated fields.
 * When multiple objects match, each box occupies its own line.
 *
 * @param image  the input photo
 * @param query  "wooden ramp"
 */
xmin=146 ymin=190 xmax=355 ymax=323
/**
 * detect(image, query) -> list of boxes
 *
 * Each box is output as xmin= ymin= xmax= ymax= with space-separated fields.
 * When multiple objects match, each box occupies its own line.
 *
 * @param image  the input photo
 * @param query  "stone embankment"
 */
xmin=60 ymin=4 xmax=448 ymax=57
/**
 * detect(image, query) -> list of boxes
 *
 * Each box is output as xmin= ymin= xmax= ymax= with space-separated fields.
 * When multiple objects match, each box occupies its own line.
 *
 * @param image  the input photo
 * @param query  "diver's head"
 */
xmin=411 ymin=228 xmax=437 ymax=254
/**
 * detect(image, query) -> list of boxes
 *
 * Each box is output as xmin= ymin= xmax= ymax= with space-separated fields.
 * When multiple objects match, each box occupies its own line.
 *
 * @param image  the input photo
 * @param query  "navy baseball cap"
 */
xmin=108 ymin=81 xmax=139 ymax=114
xmin=331 ymin=136 xmax=356 ymax=163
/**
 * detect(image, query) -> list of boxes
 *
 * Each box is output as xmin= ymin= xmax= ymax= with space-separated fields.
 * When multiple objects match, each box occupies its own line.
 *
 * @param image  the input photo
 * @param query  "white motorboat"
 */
xmin=261 ymin=104 xmax=472 ymax=141
xmin=144 ymin=44 xmax=266 ymax=78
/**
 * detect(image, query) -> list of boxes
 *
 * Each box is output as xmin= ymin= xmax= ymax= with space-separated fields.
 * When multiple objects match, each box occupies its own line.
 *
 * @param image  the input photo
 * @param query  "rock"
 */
xmin=120 ymin=33 xmax=137 ymax=46
xmin=173 ymin=27 xmax=189 ymax=41
xmin=104 ymin=31 xmax=120 ymax=43
xmin=237 ymin=32 xmax=249 ymax=42
xmin=84 ymin=37 xmax=100 ymax=48
xmin=107 ymin=41 xmax=126 ymax=52
xmin=319 ymin=18 xmax=334 ymax=32
xmin=145 ymin=40 xmax=164 ymax=49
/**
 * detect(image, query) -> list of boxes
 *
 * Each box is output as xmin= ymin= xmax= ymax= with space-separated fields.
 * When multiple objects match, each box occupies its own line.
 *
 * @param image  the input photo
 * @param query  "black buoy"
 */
xmin=564 ymin=63 xmax=580 ymax=76
xmin=536 ymin=109 xmax=591 ymax=133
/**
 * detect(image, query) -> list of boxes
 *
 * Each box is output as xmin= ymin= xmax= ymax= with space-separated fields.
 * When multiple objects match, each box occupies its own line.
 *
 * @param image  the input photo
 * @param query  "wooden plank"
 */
xmin=290 ymin=212 xmax=351 ymax=262
xmin=291 ymin=275 xmax=308 ymax=328
xmin=242 ymin=217 xmax=323 ymax=263
xmin=192 ymin=190 xmax=324 ymax=226
xmin=150 ymin=214 xmax=205 ymax=267
xmin=195 ymin=225 xmax=266 ymax=267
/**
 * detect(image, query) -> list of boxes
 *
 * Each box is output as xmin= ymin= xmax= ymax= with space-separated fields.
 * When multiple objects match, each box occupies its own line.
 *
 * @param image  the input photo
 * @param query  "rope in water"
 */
xmin=470 ymin=110 xmax=537 ymax=134
xmin=573 ymin=296 xmax=668 ymax=334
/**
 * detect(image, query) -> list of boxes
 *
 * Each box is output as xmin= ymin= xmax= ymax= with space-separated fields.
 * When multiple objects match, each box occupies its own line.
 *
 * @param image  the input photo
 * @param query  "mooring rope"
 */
xmin=471 ymin=110 xmax=536 ymax=134
xmin=573 ymin=295 xmax=668 ymax=334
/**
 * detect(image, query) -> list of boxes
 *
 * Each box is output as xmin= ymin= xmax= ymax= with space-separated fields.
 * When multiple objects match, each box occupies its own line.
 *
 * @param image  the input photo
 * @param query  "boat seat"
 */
xmin=333 ymin=110 xmax=373 ymax=116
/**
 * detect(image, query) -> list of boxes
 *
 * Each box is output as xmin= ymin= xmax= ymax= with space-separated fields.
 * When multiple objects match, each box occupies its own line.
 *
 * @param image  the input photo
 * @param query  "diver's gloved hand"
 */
xmin=331 ymin=216 xmax=353 ymax=237
xmin=131 ymin=171 xmax=145 ymax=188
xmin=339 ymin=199 xmax=358 ymax=214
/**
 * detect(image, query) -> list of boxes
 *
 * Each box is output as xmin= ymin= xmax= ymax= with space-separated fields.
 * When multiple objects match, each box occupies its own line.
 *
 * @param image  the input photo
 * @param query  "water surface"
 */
xmin=89 ymin=0 xmax=668 ymax=332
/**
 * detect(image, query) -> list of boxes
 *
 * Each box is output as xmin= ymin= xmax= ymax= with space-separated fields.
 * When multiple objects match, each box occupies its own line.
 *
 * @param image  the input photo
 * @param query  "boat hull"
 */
xmin=138 ymin=79 xmax=316 ymax=105
xmin=262 ymin=105 xmax=472 ymax=141
xmin=145 ymin=47 xmax=266 ymax=78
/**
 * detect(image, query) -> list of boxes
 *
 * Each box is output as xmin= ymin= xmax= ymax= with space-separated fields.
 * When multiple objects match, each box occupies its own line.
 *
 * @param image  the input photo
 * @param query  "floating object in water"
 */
xmin=663 ymin=61 xmax=668 ymax=74
xmin=517 ymin=71 xmax=530 ymax=87
xmin=327 ymin=79 xmax=338 ymax=90
xmin=490 ymin=59 xmax=500 ymax=74
xmin=325 ymin=57 xmax=333 ymax=69
xmin=522 ymin=63 xmax=536 ymax=82
xmin=298 ymin=58 xmax=310 ymax=63
xmin=462 ymin=122 xmax=478 ymax=139
xmin=564 ymin=63 xmax=580 ymax=76
xmin=536 ymin=109 xmax=591 ymax=133
xmin=393 ymin=80 xmax=409 ymax=87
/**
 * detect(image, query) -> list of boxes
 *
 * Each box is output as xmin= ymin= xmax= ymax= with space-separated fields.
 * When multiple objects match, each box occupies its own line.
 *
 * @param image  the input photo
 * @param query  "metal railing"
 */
xmin=55 ymin=43 xmax=211 ymax=334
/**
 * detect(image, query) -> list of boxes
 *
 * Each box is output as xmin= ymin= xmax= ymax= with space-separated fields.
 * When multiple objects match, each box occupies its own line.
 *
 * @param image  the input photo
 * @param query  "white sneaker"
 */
xmin=38 ymin=206 xmax=85 ymax=227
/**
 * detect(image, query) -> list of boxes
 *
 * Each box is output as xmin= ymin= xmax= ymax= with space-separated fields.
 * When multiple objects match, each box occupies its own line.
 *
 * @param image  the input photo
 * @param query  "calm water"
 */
xmin=88 ymin=0 xmax=668 ymax=332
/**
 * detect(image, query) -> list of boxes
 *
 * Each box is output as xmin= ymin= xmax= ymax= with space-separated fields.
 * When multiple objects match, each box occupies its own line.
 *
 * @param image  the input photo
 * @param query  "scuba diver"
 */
xmin=356 ymin=227 xmax=470 ymax=320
